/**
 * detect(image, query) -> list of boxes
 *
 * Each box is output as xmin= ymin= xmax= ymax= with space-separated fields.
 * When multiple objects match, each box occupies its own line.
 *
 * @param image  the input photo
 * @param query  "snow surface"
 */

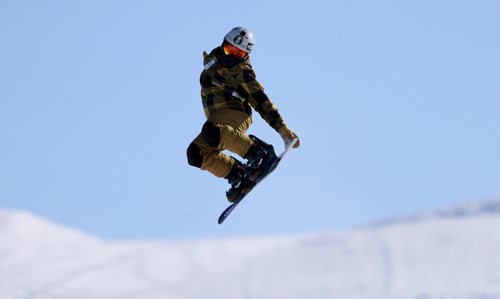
xmin=1 ymin=200 xmax=500 ymax=299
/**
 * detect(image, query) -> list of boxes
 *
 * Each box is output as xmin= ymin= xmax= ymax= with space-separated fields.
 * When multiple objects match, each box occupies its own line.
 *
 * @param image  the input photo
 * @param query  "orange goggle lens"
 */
xmin=223 ymin=43 xmax=247 ymax=59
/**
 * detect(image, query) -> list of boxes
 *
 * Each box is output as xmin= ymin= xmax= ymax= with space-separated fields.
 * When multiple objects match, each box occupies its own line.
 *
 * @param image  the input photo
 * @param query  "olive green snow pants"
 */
xmin=187 ymin=110 xmax=254 ymax=178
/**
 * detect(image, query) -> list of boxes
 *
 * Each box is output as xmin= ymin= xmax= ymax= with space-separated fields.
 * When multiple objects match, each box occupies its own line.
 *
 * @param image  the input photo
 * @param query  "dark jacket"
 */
xmin=199 ymin=47 xmax=286 ymax=132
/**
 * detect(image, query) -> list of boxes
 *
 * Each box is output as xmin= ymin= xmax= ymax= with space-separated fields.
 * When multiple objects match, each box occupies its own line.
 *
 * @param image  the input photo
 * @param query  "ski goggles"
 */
xmin=223 ymin=42 xmax=247 ymax=59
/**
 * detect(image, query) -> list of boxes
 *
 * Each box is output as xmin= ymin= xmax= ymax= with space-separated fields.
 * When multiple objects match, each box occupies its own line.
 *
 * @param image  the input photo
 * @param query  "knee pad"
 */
xmin=187 ymin=142 xmax=203 ymax=168
xmin=201 ymin=122 xmax=221 ymax=148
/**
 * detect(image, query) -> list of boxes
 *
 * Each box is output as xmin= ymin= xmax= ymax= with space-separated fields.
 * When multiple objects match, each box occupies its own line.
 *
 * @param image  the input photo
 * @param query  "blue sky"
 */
xmin=1 ymin=0 xmax=499 ymax=240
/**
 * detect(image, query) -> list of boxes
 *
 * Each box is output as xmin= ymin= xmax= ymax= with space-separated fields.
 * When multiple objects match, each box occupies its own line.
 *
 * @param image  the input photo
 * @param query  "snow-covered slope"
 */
xmin=373 ymin=198 xmax=500 ymax=225
xmin=1 ymin=200 xmax=500 ymax=299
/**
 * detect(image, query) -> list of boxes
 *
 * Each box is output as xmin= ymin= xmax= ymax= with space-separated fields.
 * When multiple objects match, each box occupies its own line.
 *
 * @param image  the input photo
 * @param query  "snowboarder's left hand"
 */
xmin=279 ymin=126 xmax=300 ymax=149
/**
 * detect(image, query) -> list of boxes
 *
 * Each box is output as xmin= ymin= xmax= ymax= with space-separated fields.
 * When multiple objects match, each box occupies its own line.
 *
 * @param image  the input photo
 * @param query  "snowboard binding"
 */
xmin=245 ymin=135 xmax=278 ymax=182
xmin=225 ymin=135 xmax=278 ymax=202
xmin=225 ymin=160 xmax=253 ymax=203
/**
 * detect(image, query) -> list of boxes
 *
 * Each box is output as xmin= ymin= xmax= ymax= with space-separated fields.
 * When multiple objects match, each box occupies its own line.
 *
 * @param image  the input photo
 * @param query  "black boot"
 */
xmin=244 ymin=135 xmax=278 ymax=182
xmin=225 ymin=160 xmax=251 ymax=202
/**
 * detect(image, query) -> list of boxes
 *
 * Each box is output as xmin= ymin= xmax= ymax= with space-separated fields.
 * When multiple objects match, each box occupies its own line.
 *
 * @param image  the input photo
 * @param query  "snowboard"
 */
xmin=217 ymin=138 xmax=298 ymax=224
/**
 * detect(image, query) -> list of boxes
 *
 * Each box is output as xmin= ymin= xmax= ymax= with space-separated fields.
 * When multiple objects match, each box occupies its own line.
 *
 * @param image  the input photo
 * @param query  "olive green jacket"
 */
xmin=199 ymin=47 xmax=286 ymax=132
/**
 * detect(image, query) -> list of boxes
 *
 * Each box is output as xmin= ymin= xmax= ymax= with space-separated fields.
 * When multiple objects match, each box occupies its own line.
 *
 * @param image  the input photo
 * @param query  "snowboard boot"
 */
xmin=244 ymin=135 xmax=278 ymax=182
xmin=225 ymin=160 xmax=252 ymax=202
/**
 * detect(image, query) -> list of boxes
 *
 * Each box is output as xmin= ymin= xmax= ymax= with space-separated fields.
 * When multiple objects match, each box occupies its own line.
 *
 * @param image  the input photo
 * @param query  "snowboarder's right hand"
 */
xmin=279 ymin=126 xmax=300 ymax=149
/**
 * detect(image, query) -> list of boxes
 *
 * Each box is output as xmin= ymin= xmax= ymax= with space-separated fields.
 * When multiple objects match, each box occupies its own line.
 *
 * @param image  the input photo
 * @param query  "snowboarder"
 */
xmin=186 ymin=27 xmax=300 ymax=202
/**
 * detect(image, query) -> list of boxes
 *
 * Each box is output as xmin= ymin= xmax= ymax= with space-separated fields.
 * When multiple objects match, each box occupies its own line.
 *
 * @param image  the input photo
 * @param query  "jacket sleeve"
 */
xmin=237 ymin=67 xmax=286 ymax=132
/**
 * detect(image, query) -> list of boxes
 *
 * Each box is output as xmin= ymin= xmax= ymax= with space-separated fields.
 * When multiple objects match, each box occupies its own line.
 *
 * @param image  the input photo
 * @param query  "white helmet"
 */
xmin=224 ymin=27 xmax=255 ymax=54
